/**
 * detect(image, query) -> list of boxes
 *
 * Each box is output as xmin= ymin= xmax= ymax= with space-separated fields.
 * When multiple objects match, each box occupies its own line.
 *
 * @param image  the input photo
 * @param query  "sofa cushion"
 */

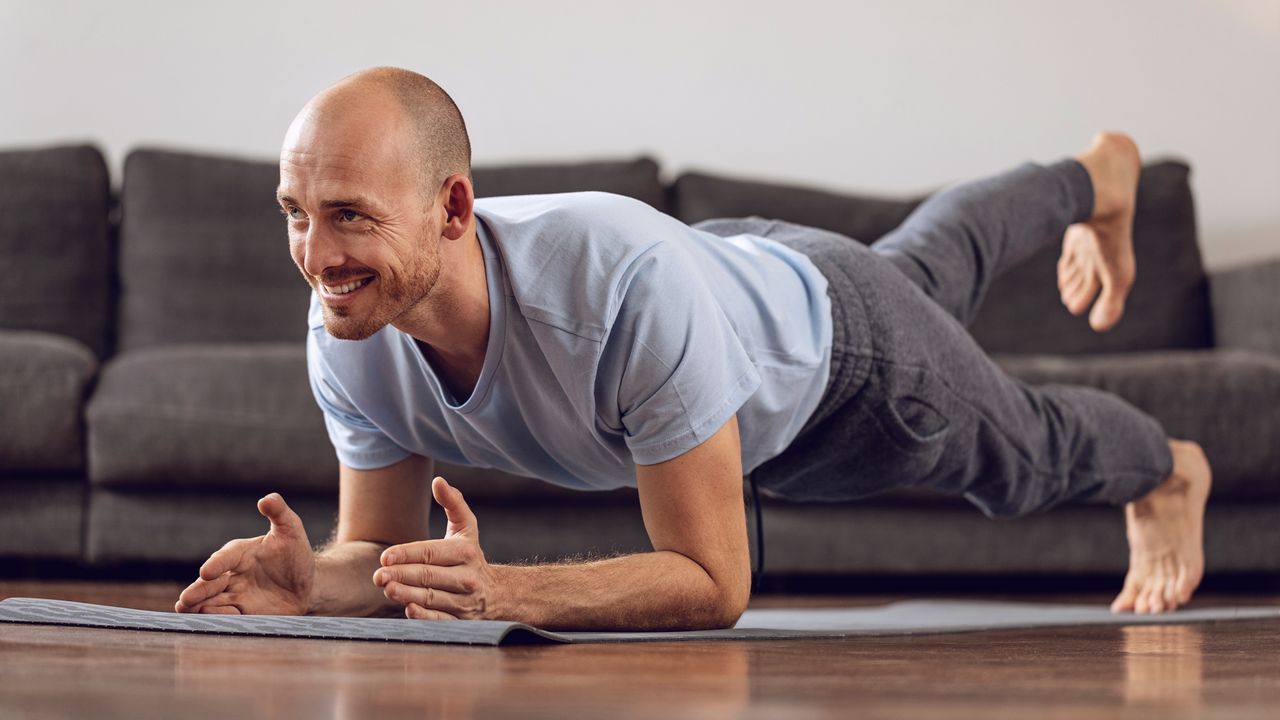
xmin=434 ymin=462 xmax=642 ymax=505
xmin=83 ymin=341 xmax=642 ymax=503
xmin=993 ymin=348 xmax=1280 ymax=500
xmin=117 ymin=149 xmax=670 ymax=352
xmin=85 ymin=488 xmax=339 ymax=565
xmin=1209 ymin=256 xmax=1280 ymax=356
xmin=0 ymin=144 xmax=112 ymax=357
xmin=0 ymin=330 xmax=96 ymax=474
xmin=86 ymin=343 xmax=336 ymax=491
xmin=756 ymin=499 xmax=1280 ymax=574
xmin=85 ymin=487 xmax=649 ymax=566
xmin=473 ymin=156 xmax=667 ymax=212
xmin=0 ymin=478 xmax=84 ymax=560
xmin=673 ymin=160 xmax=1211 ymax=356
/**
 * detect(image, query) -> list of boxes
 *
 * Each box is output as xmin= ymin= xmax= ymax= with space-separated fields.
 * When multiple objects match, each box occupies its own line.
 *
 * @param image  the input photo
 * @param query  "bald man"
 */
xmin=175 ymin=67 xmax=1211 ymax=630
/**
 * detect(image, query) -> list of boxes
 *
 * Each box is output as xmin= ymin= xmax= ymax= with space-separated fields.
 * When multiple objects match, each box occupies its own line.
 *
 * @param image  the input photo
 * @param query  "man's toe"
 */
xmin=1111 ymin=575 xmax=1140 ymax=613
xmin=1163 ymin=576 xmax=1181 ymax=611
xmin=1134 ymin=583 xmax=1156 ymax=614
xmin=1076 ymin=280 xmax=1102 ymax=315
xmin=1176 ymin=564 xmax=1199 ymax=605
xmin=1088 ymin=287 xmax=1124 ymax=331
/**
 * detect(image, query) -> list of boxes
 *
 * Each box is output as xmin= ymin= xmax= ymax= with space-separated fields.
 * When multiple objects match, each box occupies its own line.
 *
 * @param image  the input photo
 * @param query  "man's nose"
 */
xmin=301 ymin=223 xmax=346 ymax=280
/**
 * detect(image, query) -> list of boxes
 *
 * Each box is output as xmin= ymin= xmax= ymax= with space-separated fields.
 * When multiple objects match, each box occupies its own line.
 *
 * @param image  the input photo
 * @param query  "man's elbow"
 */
xmin=705 ymin=577 xmax=751 ymax=630
xmin=710 ymin=599 xmax=747 ymax=630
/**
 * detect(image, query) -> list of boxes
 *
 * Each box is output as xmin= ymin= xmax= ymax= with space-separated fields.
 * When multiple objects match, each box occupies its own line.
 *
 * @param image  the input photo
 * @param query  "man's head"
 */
xmin=279 ymin=66 xmax=473 ymax=340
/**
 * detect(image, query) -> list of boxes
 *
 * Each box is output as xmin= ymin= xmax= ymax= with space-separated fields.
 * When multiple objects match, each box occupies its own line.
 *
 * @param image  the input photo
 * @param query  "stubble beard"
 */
xmin=322 ymin=238 xmax=442 ymax=342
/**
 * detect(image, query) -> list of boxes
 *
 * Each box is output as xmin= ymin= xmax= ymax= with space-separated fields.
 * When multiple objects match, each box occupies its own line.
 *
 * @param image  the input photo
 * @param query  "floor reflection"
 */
xmin=171 ymin=632 xmax=750 ymax=720
xmin=331 ymin=642 xmax=751 ymax=720
xmin=1122 ymin=624 xmax=1203 ymax=708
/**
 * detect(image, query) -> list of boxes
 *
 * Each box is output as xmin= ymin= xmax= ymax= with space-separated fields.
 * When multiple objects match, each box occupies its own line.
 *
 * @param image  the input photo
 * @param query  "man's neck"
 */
xmin=394 ymin=227 xmax=490 ymax=386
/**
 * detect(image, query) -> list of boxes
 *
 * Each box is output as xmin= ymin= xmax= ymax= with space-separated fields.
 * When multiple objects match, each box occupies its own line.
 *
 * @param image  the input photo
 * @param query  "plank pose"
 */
xmin=176 ymin=67 xmax=1212 ymax=629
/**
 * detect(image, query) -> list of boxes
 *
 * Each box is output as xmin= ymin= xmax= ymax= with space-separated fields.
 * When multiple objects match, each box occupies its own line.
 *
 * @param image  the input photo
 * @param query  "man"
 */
xmin=175 ymin=67 xmax=1211 ymax=630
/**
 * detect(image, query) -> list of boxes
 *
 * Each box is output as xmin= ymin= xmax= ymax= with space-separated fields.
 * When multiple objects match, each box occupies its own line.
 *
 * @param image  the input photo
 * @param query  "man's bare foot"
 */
xmin=1057 ymin=131 xmax=1141 ymax=332
xmin=1111 ymin=439 xmax=1212 ymax=614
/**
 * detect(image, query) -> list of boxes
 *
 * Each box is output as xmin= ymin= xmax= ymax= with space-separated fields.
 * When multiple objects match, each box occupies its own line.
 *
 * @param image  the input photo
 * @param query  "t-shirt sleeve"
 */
xmin=306 ymin=328 xmax=413 ymax=470
xmin=609 ymin=241 xmax=762 ymax=466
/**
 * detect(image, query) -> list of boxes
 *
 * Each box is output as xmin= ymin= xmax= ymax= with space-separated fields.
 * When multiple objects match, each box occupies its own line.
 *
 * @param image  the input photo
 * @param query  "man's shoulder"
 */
xmin=476 ymin=191 xmax=680 ymax=254
xmin=477 ymin=191 xmax=688 ymax=342
xmin=474 ymin=189 xmax=652 ymax=219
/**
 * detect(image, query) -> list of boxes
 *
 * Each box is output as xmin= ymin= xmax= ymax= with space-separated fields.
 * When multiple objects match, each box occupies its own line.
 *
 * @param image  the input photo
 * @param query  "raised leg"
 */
xmin=699 ymin=134 xmax=1208 ymax=616
xmin=747 ymin=231 xmax=1178 ymax=521
xmin=869 ymin=158 xmax=1093 ymax=328
xmin=871 ymin=132 xmax=1142 ymax=333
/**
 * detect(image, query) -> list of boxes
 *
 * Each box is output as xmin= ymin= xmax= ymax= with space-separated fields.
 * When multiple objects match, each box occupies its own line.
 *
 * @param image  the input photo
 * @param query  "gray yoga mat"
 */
xmin=1 ymin=597 xmax=1277 ymax=646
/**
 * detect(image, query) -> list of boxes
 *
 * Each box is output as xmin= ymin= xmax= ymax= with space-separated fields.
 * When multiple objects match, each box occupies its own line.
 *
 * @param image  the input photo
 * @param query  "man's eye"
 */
xmin=339 ymin=209 xmax=363 ymax=223
xmin=284 ymin=205 xmax=306 ymax=221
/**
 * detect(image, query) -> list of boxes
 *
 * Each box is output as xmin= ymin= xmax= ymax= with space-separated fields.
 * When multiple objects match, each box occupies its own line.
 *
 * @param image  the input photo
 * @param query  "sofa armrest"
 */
xmin=1209 ymin=255 xmax=1280 ymax=355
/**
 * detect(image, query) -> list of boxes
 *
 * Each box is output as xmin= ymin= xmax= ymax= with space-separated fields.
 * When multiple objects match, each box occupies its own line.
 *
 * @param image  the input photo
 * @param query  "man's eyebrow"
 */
xmin=274 ymin=193 xmax=378 ymax=211
xmin=319 ymin=197 xmax=376 ymax=210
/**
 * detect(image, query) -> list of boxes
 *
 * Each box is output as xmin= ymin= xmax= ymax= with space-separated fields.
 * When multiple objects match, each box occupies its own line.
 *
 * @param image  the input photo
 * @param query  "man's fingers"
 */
xmin=382 ymin=581 xmax=471 ymax=617
xmin=177 ymin=570 xmax=232 ymax=610
xmin=199 ymin=539 xmax=252 ymax=581
xmin=180 ymin=588 xmax=243 ymax=615
xmin=432 ymin=477 xmax=479 ymax=540
xmin=405 ymin=602 xmax=458 ymax=621
xmin=258 ymin=492 xmax=305 ymax=538
xmin=373 ymin=562 xmax=477 ymax=594
xmin=199 ymin=604 xmax=242 ymax=615
xmin=381 ymin=538 xmax=476 ymax=568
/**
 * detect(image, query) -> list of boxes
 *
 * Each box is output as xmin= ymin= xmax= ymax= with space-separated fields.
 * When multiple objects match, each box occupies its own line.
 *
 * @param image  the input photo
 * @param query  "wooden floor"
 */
xmin=1 ymin=581 xmax=1278 ymax=719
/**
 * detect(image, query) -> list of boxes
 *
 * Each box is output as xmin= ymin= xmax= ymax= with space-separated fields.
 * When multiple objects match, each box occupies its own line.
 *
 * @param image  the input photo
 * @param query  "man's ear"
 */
xmin=439 ymin=173 xmax=474 ymax=241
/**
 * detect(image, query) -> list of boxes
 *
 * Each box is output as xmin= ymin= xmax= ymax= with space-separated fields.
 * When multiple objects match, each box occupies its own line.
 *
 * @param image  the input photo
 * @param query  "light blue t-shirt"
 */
xmin=306 ymin=191 xmax=832 ymax=491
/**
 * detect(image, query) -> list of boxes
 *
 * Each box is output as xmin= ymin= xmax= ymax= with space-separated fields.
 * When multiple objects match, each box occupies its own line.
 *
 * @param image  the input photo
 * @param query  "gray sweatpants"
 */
xmin=694 ymin=159 xmax=1174 ymax=519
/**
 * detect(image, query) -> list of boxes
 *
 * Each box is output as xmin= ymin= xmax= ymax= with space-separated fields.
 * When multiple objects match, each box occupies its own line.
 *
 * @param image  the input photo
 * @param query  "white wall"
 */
xmin=2 ymin=0 xmax=1276 ymax=271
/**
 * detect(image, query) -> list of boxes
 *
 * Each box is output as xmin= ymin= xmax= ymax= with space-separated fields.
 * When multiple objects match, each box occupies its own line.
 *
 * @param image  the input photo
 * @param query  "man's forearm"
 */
xmin=492 ymin=550 xmax=741 ymax=631
xmin=308 ymin=540 xmax=405 ymax=618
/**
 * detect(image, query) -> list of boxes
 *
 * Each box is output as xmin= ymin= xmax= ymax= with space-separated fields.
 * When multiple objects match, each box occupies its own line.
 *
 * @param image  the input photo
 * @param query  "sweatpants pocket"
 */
xmin=752 ymin=361 xmax=954 ymax=503
xmin=860 ymin=362 xmax=952 ymax=490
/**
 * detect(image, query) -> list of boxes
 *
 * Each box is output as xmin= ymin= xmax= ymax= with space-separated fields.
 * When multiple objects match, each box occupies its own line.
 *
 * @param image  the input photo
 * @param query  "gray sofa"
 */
xmin=2 ymin=143 xmax=1277 ymax=586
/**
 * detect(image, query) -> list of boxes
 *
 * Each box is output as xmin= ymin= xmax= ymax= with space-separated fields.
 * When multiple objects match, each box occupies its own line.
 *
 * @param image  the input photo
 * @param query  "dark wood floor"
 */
xmin=1 ymin=581 xmax=1278 ymax=719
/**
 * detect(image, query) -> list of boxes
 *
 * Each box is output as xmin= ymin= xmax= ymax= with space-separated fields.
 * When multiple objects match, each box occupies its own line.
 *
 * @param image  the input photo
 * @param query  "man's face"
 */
xmin=278 ymin=101 xmax=442 ymax=341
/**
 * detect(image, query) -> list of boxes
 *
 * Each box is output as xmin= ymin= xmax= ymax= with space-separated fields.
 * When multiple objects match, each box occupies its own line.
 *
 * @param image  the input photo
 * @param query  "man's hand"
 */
xmin=175 ymin=492 xmax=316 ymax=615
xmin=371 ymin=415 xmax=750 ymax=630
xmin=373 ymin=476 xmax=500 ymax=620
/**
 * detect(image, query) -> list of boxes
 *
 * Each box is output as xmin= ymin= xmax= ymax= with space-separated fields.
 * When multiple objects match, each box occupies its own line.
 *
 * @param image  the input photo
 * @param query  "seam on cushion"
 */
xmin=88 ymin=402 xmax=323 ymax=430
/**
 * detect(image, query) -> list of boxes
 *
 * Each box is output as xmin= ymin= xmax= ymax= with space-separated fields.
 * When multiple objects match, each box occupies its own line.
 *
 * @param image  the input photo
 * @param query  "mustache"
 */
xmin=317 ymin=271 xmax=375 ymax=285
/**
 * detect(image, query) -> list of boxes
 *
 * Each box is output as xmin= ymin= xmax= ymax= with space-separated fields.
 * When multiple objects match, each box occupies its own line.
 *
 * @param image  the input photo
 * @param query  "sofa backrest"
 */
xmin=116 ymin=148 xmax=308 ymax=353
xmin=0 ymin=144 xmax=112 ymax=357
xmin=115 ymin=149 xmax=668 ymax=352
xmin=473 ymin=156 xmax=668 ymax=212
xmin=672 ymin=159 xmax=1212 ymax=355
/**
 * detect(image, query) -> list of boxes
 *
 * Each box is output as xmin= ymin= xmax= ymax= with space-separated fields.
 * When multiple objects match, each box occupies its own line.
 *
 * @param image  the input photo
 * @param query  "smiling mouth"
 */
xmin=321 ymin=276 xmax=375 ymax=298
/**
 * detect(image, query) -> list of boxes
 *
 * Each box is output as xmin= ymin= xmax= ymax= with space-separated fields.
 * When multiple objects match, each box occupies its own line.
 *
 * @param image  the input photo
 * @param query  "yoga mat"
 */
xmin=1 ymin=597 xmax=1277 ymax=646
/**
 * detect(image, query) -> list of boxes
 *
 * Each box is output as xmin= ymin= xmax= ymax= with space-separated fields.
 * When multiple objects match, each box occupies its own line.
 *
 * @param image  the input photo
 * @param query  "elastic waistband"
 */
xmin=796 ymin=246 xmax=874 ymax=436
